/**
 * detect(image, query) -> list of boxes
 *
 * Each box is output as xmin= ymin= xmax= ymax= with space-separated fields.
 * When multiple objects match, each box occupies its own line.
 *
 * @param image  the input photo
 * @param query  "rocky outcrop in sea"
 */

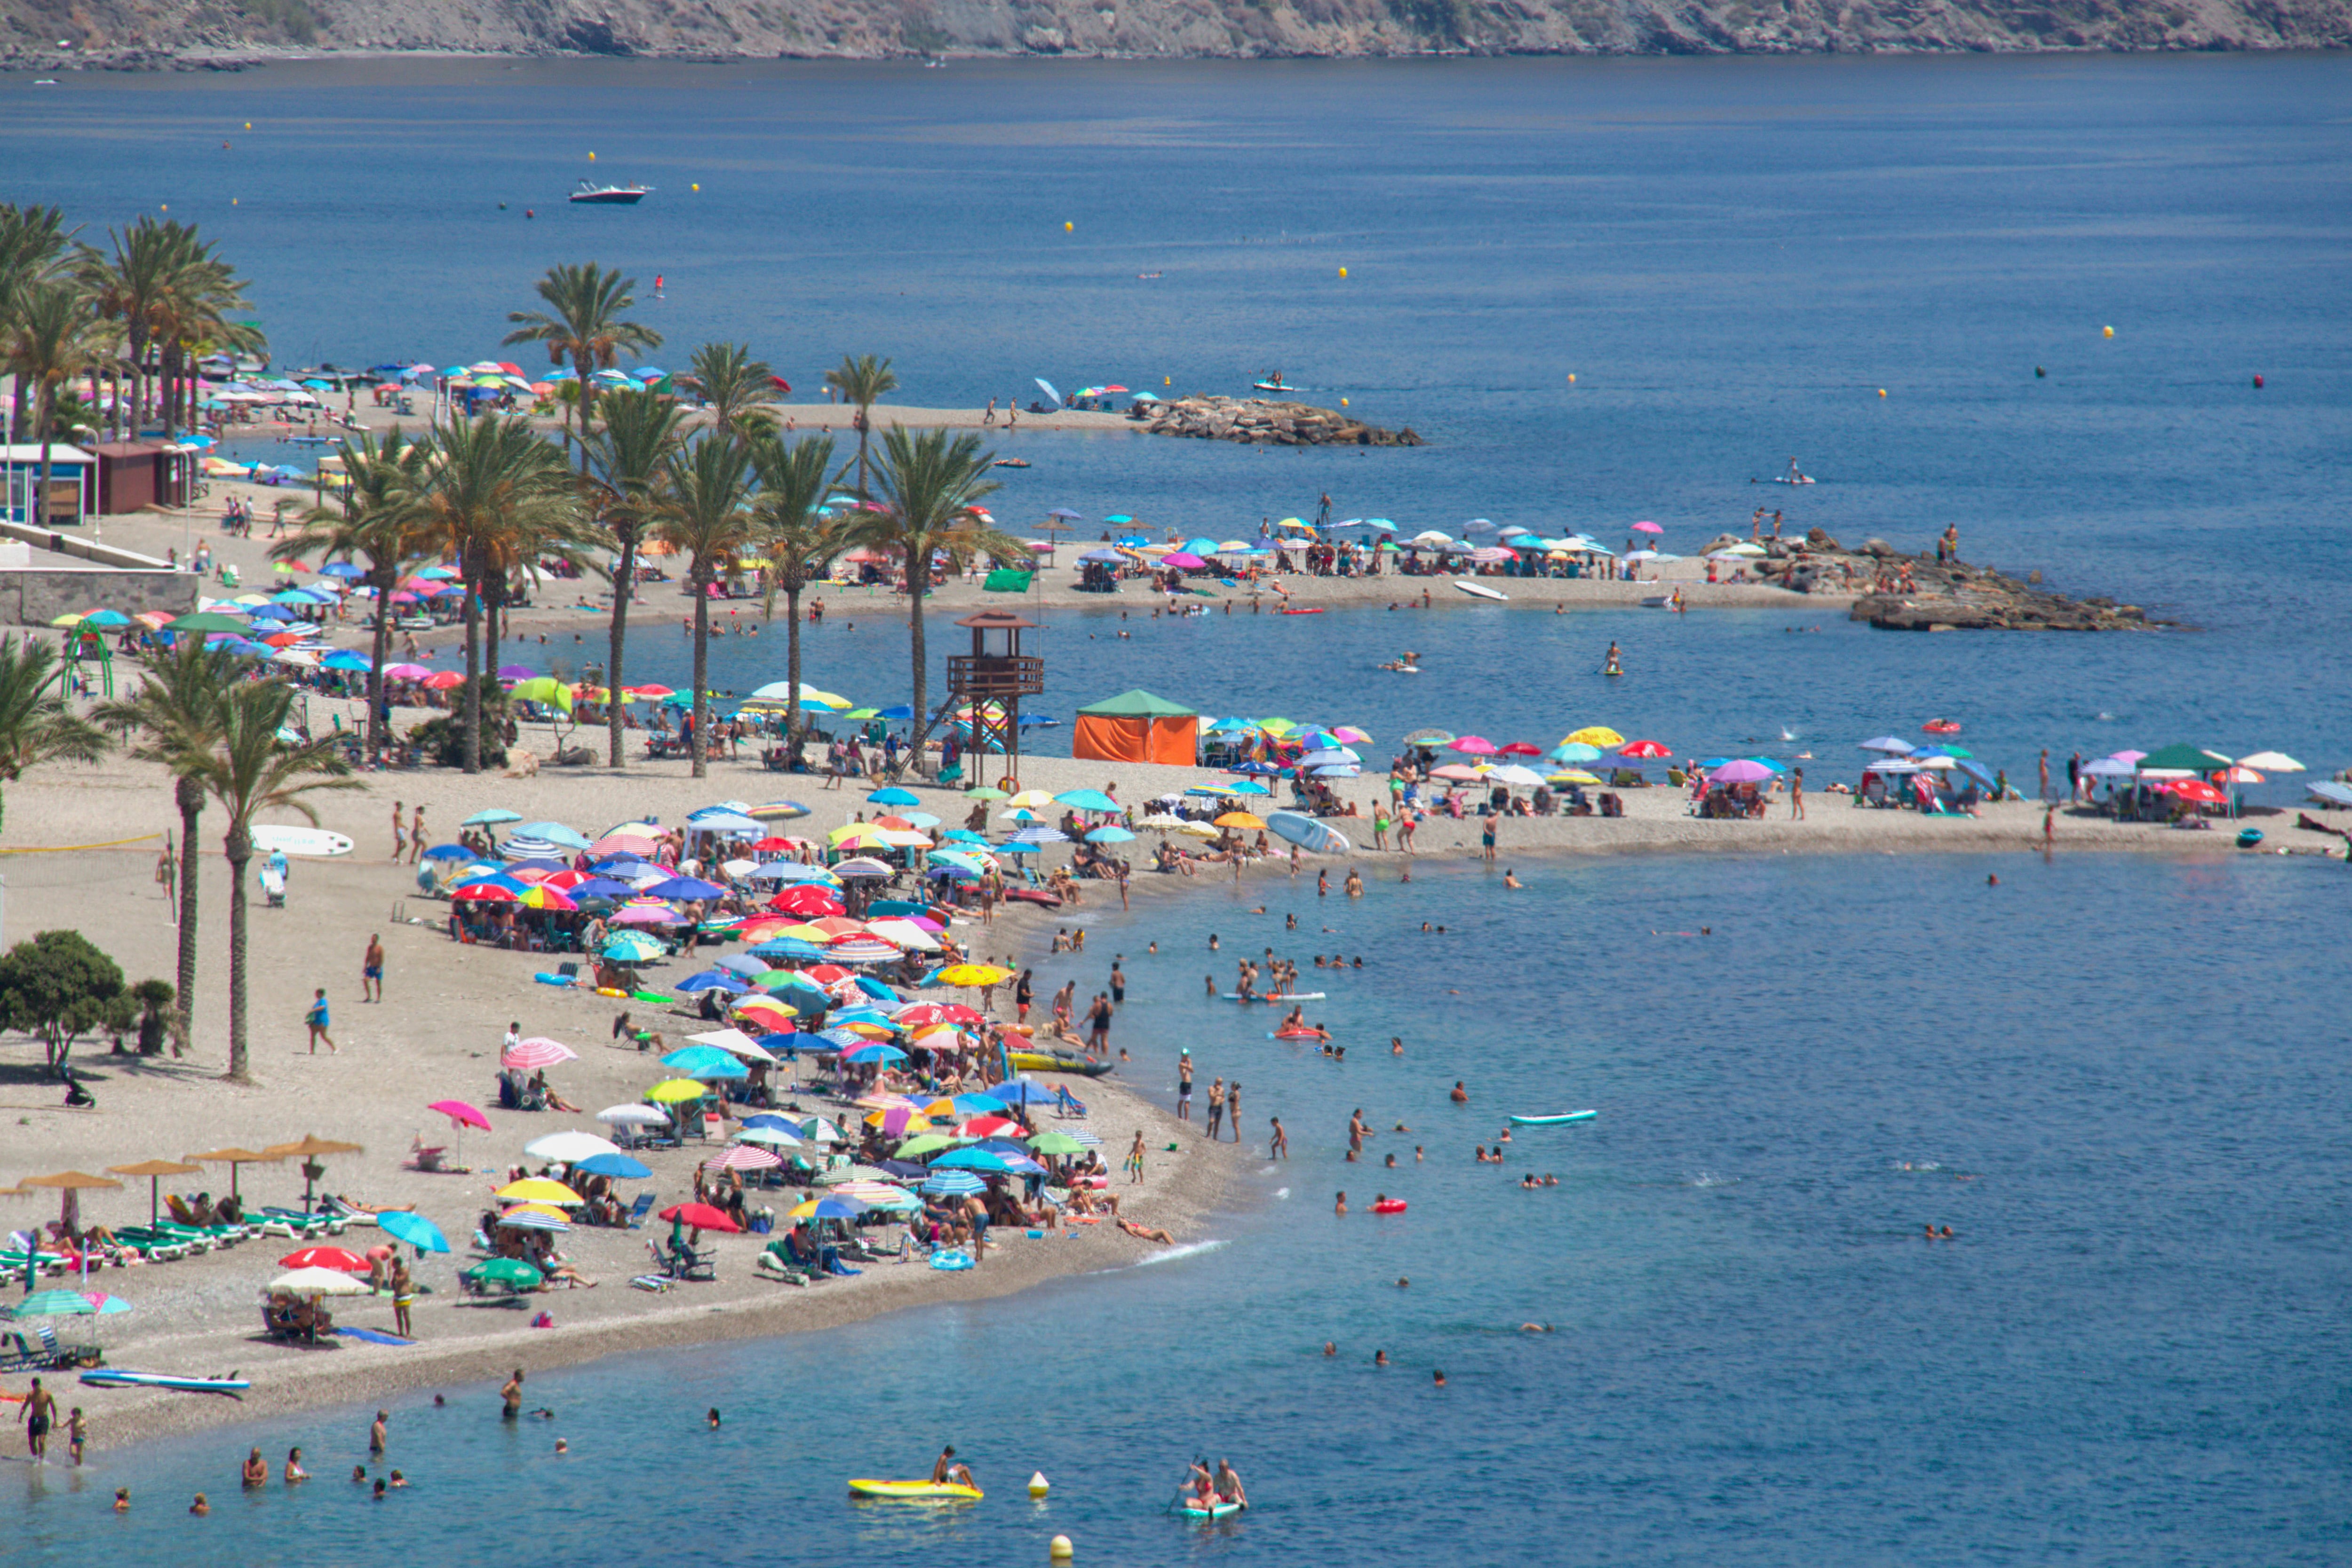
xmin=1129 ymin=395 xmax=1422 ymax=448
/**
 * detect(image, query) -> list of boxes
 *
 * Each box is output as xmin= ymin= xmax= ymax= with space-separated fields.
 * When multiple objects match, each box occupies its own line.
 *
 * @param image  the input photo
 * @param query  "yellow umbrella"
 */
xmin=833 ymin=1021 xmax=894 ymax=1038
xmin=937 ymin=963 xmax=1011 ymax=987
xmin=1214 ymin=811 xmax=1266 ymax=830
xmin=493 ymin=1177 xmax=584 ymax=1206
xmin=829 ymin=823 xmax=890 ymax=847
xmin=797 ymin=688 xmax=852 ymax=712
xmin=48 ymin=612 xmax=86 ymax=628
xmin=1006 ymin=790 xmax=1057 ymax=808
xmin=1549 ymin=769 xmax=1604 ymax=786
xmin=501 ymin=1202 xmax=572 ymax=1223
xmin=865 ymin=1109 xmax=936 ymax=1130
xmin=1175 ymin=821 xmax=1220 ymax=838
xmin=787 ymin=1198 xmax=826 ymax=1220
xmin=1565 ymin=726 xmax=1624 ymax=748
xmin=644 ymin=1078 xmax=710 ymax=1104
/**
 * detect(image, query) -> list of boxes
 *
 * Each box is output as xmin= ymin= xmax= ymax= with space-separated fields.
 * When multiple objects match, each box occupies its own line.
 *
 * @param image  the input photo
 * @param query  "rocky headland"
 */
xmin=1716 ymin=528 xmax=2165 ymax=631
xmin=1130 ymin=395 xmax=1422 ymax=447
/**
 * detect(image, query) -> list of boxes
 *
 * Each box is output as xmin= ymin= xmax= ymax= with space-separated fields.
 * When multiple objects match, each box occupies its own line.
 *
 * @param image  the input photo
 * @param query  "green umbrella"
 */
xmin=164 ymin=611 xmax=255 ymax=634
xmin=894 ymin=1133 xmax=960 ymax=1159
xmin=9 ymin=1289 xmax=130 ymax=1317
xmin=467 ymin=1257 xmax=542 ymax=1288
xmin=1026 ymin=1132 xmax=1087 ymax=1156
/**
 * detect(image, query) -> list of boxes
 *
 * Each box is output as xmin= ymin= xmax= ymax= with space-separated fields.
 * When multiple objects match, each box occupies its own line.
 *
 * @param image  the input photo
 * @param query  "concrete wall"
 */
xmin=0 ymin=519 xmax=198 ymax=626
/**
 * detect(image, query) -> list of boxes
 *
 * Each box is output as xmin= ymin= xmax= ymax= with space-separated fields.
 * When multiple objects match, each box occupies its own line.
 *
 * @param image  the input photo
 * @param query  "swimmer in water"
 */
xmin=1323 ymin=1342 xmax=1337 ymax=1357
xmin=1451 ymin=1081 xmax=1468 ymax=1102
xmin=1335 ymin=1191 xmax=1347 ymax=1215
xmin=1520 ymin=1323 xmax=1554 ymax=1333
xmin=1374 ymin=1350 xmax=1389 ymax=1367
xmin=1502 ymin=869 xmax=1521 ymax=889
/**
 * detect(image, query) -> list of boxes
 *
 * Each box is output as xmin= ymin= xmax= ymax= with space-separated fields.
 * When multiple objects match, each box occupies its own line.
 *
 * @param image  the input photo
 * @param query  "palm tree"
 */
xmin=172 ymin=679 xmax=358 ymax=1081
xmin=656 ymin=436 xmax=755 ymax=779
xmin=80 ymin=217 xmax=171 ymax=443
xmin=582 ymin=389 xmax=684 ymax=768
xmin=748 ymin=434 xmax=843 ymax=743
xmin=848 ymin=427 xmax=1024 ymax=762
xmin=503 ymin=262 xmax=662 ymax=470
xmin=137 ymin=225 xmax=262 ymax=442
xmin=0 ymin=636 xmax=107 ymax=841
xmin=2 ymin=280 xmax=110 ymax=525
xmin=0 ymin=204 xmax=76 ymax=439
xmin=823 ymin=353 xmax=898 ymax=499
xmin=269 ymin=429 xmax=433 ymax=758
xmin=689 ymin=341 xmax=777 ymax=445
xmin=417 ymin=416 xmax=575 ymax=772
xmin=94 ymin=641 xmax=234 ymax=1049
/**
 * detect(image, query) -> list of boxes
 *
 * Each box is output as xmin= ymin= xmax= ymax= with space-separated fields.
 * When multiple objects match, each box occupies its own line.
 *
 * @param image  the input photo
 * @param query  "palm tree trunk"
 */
xmin=175 ymin=777 xmax=203 ymax=1046
xmin=223 ymin=828 xmax=251 ymax=1082
xmin=365 ymin=563 xmax=393 ymax=756
xmin=34 ymin=391 xmax=54 ymax=529
xmin=906 ymin=564 xmax=928 ymax=778
xmin=689 ymin=568 xmax=711 ymax=779
xmin=783 ymin=580 xmax=804 ymax=744
xmin=606 ymin=530 xmax=635 ymax=769
xmin=576 ymin=352 xmax=595 ymax=476
xmin=460 ymin=564 xmax=483 ymax=774
xmin=161 ymin=343 xmax=179 ymax=443
xmin=855 ymin=412 xmax=871 ymax=499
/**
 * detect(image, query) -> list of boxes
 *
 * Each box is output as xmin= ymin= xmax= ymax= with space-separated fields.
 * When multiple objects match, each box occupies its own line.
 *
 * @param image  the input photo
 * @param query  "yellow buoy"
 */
xmin=230 ymin=198 xmax=238 ymax=206
xmin=2102 ymin=325 xmax=2114 ymax=338
xmin=1163 ymin=376 xmax=1170 ymax=385
xmin=1050 ymin=1537 xmax=1073 ymax=1560
xmin=691 ymin=182 xmax=700 ymax=192
xmin=243 ymin=121 xmax=251 ymax=129
xmin=1064 ymin=221 xmax=1073 ymax=232
xmin=1341 ymin=397 xmax=1349 ymax=407
xmin=588 ymin=150 xmax=596 ymax=161
xmin=1028 ymin=1471 xmax=1050 ymax=1498
xmin=1567 ymin=373 xmax=1575 ymax=383
xmin=1338 ymin=266 xmax=1348 ymax=278
xmin=159 ymin=204 xmax=167 ymax=212
xmin=1877 ymin=388 xmax=1887 ymax=397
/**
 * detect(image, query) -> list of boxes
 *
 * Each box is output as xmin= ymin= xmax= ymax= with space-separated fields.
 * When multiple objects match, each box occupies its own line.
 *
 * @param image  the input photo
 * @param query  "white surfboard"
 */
xmin=251 ymin=824 xmax=354 ymax=857
xmin=1265 ymin=810 xmax=1352 ymax=856
xmin=1454 ymin=580 xmax=1508 ymax=601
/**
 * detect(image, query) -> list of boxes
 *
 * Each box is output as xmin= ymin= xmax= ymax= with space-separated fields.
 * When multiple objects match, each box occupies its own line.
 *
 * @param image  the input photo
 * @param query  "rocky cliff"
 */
xmin=8 ymin=0 xmax=2349 ymax=65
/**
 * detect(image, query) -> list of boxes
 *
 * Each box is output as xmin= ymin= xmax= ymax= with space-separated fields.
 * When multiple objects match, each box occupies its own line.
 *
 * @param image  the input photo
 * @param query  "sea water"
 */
xmin=16 ymin=853 xmax=2352 ymax=1563
xmin=5 ymin=53 xmax=2350 ymax=1563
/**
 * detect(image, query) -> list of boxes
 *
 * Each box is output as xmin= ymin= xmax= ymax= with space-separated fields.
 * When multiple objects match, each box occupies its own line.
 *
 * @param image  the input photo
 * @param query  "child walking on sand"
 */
xmin=1126 ymin=1131 xmax=1146 ymax=1184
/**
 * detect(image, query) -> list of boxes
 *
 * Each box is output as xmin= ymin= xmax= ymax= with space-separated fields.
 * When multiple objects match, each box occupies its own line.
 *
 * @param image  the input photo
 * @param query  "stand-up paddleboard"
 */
xmin=1180 ymin=1498 xmax=1246 ymax=1521
xmin=848 ymin=1479 xmax=983 ymax=1502
xmin=1454 ymin=580 xmax=1508 ymax=601
xmin=1221 ymin=992 xmax=1326 ymax=1003
xmin=1509 ymin=1110 xmax=1596 ymax=1126
xmin=251 ymin=824 xmax=353 ymax=857
xmin=80 ymin=1369 xmax=248 ymax=1397
xmin=1266 ymin=811 xmax=1351 ymax=856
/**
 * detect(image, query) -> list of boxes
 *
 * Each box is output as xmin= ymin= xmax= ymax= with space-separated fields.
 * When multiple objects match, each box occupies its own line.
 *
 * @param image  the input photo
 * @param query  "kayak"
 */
xmin=1509 ymin=1110 xmax=1597 ymax=1126
xmin=1003 ymin=888 xmax=1063 ymax=909
xmin=1008 ymin=1049 xmax=1111 ymax=1078
xmin=848 ymin=1479 xmax=984 ymax=1502
xmin=1279 ymin=607 xmax=1325 ymax=616
xmin=80 ymin=1370 xmax=248 ymax=1397
xmin=1180 ymin=1499 xmax=1246 ymax=1521
xmin=1222 ymin=992 xmax=1326 ymax=1003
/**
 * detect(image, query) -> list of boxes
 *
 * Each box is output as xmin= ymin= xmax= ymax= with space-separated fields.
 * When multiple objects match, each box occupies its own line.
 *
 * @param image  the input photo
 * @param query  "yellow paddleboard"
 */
xmin=848 ymin=1479 xmax=984 ymax=1502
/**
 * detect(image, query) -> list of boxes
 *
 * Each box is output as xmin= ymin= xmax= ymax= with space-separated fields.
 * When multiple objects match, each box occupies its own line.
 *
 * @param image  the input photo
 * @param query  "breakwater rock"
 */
xmin=1694 ymin=529 xmax=2164 ymax=631
xmin=1130 ymin=396 xmax=1422 ymax=448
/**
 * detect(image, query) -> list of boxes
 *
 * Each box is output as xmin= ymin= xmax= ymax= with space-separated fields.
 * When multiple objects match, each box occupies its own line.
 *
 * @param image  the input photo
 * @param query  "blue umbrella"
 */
xmin=377 ymin=1209 xmax=449 ymax=1254
xmin=867 ymin=787 xmax=920 ymax=806
xmin=922 ymin=1171 xmax=987 ymax=1197
xmin=660 ymin=1045 xmax=750 ymax=1079
xmin=319 ymin=561 xmax=367 ymax=578
xmin=798 ymin=1196 xmax=869 ymax=1220
xmin=813 ymin=1028 xmax=871 ymax=1052
xmin=675 ymin=970 xmax=749 ymax=994
xmin=842 ymin=1043 xmax=907 ymax=1066
xmin=930 ymin=1147 xmax=1014 ymax=1172
xmin=567 ymin=877 xmax=638 ymax=902
xmin=1054 ymin=789 xmax=1120 ymax=813
xmin=511 ymin=822 xmax=593 ymax=849
xmin=321 ymin=650 xmax=372 ymax=672
xmin=749 ymin=937 xmax=828 ymax=963
xmin=875 ymin=705 xmax=914 ymax=721
xmin=1086 ymin=826 xmax=1136 ymax=843
xmin=987 ymin=1079 xmax=1059 ymax=1107
xmin=647 ymin=876 xmax=728 ymax=901
xmin=572 ymin=1151 xmax=652 ymax=1180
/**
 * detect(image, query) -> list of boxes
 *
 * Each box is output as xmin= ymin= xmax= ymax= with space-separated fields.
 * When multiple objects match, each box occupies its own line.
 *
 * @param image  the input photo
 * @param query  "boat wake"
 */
xmin=1134 ymin=1239 xmax=1229 ymax=1268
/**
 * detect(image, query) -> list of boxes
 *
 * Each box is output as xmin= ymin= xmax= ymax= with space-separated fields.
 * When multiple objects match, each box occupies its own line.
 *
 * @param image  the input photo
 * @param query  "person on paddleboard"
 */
xmin=1216 ymin=1459 xmax=1248 ymax=1508
xmin=931 ymin=1445 xmax=976 ymax=1489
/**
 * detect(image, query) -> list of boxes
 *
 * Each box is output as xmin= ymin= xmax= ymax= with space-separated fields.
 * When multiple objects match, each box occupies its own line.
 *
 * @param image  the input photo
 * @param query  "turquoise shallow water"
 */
xmin=4 ymin=50 xmax=2350 ymax=1564
xmin=17 ymin=853 xmax=2352 ymax=1563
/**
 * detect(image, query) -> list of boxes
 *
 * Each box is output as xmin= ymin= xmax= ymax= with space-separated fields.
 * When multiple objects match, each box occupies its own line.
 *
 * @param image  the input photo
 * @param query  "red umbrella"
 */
xmin=1617 ymin=740 xmax=1672 ymax=759
xmin=750 ymin=837 xmax=796 ymax=853
xmin=454 ymin=883 xmax=519 ymax=903
xmin=658 ymin=1202 xmax=741 ymax=1233
xmin=955 ymin=1115 xmax=1024 ymax=1139
xmin=1497 ymin=742 xmax=1545 ymax=756
xmin=802 ymin=964 xmax=851 ymax=984
xmin=892 ymin=1003 xmax=954 ymax=1028
xmin=423 ymin=670 xmax=464 ymax=690
xmin=2169 ymin=780 xmax=2226 ymax=806
xmin=278 ymin=1245 xmax=370 ymax=1271
xmin=937 ymin=1004 xmax=985 ymax=1026
xmin=771 ymin=886 xmax=845 ymax=918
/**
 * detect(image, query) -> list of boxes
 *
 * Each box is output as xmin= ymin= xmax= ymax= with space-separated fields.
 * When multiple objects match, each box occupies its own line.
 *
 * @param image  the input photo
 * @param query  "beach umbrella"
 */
xmin=1549 ymin=769 xmax=1604 ymax=787
xmin=786 ymin=1196 xmax=868 ymax=1223
xmin=2167 ymin=779 xmax=2228 ymax=806
xmin=571 ymin=1151 xmax=652 ymax=1181
xmin=7 ymin=1289 xmax=130 ymax=1318
xmin=1563 ymin=727 xmax=1624 ymax=748
xmin=1027 ymin=1131 xmax=1088 ymax=1156
xmin=463 ymin=808 xmax=523 ymax=827
xmin=270 ymin=1266 xmax=371 ymax=1297
xmin=659 ymin=1202 xmax=741 ymax=1233
xmin=596 ymin=1104 xmax=670 ymax=1128
xmin=494 ymin=1209 xmax=570 ymax=1234
xmin=660 ymin=1045 xmax=752 ymax=1080
xmin=278 ymin=1245 xmax=370 ymax=1271
xmin=685 ymin=1027 xmax=779 ymax=1063
xmin=842 ymin=1043 xmax=909 ymax=1066
xmin=376 ymin=1210 xmax=450 ymax=1255
xmin=501 ymin=1037 xmax=578 ymax=1071
xmin=1213 ymin=811 xmax=1266 ymax=830
xmin=703 ymin=1144 xmax=783 ymax=1174
xmin=930 ymin=1147 xmax=1015 ymax=1173
xmin=259 ymin=1136 xmax=364 ymax=1211
xmin=644 ymin=1079 xmax=710 ymax=1105
xmin=600 ymin=934 xmax=666 ymax=963
xmin=1615 ymin=740 xmax=1671 ymax=759
xmin=988 ymin=1079 xmax=1059 ymax=1107
xmin=183 ymin=1145 xmax=286 ymax=1201
xmin=494 ymin=1177 xmax=584 ymax=1206
xmin=1708 ymin=760 xmax=1777 ymax=784
xmin=523 ymin=1130 xmax=623 ymax=1164
xmin=833 ymin=857 xmax=895 ymax=879
xmin=921 ymin=1170 xmax=987 ymax=1197
xmin=1054 ymin=789 xmax=1120 ymax=813
xmin=466 ymin=1258 xmax=545 ymax=1290
xmin=2235 ymin=751 xmax=2304 ymax=772
xmin=675 ymin=969 xmax=749 ymax=995
xmin=104 ymin=1159 xmax=202 ymax=1228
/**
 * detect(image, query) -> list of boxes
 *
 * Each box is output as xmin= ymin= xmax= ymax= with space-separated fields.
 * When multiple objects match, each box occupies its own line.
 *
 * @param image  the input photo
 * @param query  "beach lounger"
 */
xmin=665 ymin=1243 xmax=716 ymax=1283
xmin=755 ymin=1245 xmax=815 ymax=1287
xmin=624 ymin=1193 xmax=655 ymax=1228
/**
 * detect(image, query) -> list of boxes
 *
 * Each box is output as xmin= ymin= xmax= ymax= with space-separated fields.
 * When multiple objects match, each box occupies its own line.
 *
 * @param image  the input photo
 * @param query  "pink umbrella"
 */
xmin=1630 ymin=520 xmax=1663 ymax=534
xmin=384 ymin=663 xmax=432 ymax=680
xmin=610 ymin=902 xmax=681 ymax=926
xmin=703 ymin=1144 xmax=782 ymax=1172
xmin=426 ymin=1099 xmax=491 ymax=1130
xmin=1708 ymin=759 xmax=1776 ymax=784
xmin=501 ymin=1037 xmax=578 ymax=1071
xmin=1430 ymin=763 xmax=1486 ymax=782
xmin=2109 ymin=750 xmax=2148 ymax=765
xmin=1162 ymin=552 xmax=1209 ymax=569
xmin=1449 ymin=736 xmax=1498 ymax=756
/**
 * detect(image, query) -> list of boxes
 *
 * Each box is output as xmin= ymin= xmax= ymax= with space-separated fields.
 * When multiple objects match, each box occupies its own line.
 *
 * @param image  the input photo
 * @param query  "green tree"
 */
xmin=848 ymin=427 xmax=1022 ymax=764
xmin=1 ymin=280 xmax=110 ymax=525
xmin=169 ymin=679 xmax=358 ymax=1081
xmin=656 ymin=436 xmax=755 ymax=779
xmin=503 ymin=262 xmax=662 ymax=471
xmin=93 ymin=640 xmax=234 ymax=1051
xmin=417 ymin=415 xmax=575 ymax=772
xmin=0 ymin=203 xmax=77 ymax=440
xmin=823 ymin=353 xmax=898 ymax=499
xmin=0 ymin=635 xmax=107 ymax=840
xmin=270 ymin=428 xmax=434 ymax=758
xmin=0 ymin=928 xmax=131 ymax=1076
xmin=688 ymin=341 xmax=777 ymax=445
xmin=138 ymin=224 xmax=263 ymax=441
xmin=129 ymin=976 xmax=176 ymax=1057
xmin=582 ymin=389 xmax=684 ymax=768
xmin=748 ymin=433 xmax=844 ymax=744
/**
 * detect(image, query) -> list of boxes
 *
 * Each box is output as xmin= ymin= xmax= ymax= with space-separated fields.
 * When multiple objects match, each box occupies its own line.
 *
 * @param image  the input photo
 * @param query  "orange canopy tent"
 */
xmin=1072 ymin=689 xmax=1198 ymax=767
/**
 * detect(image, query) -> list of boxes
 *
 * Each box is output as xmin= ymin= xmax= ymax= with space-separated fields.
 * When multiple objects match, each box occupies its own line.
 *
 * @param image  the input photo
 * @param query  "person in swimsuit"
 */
xmin=501 ymin=1369 xmax=524 ymax=1419
xmin=21 ymin=1377 xmax=54 ymax=1462
xmin=362 ymin=933 xmax=385 ymax=1002
xmin=1203 ymin=1078 xmax=1225 ymax=1139
xmin=241 ymin=1447 xmax=269 ymax=1488
xmin=931 ymin=1444 xmax=976 ymax=1489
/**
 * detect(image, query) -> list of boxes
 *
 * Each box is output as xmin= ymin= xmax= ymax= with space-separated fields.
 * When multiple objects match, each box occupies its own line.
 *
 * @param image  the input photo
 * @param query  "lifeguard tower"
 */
xmin=945 ymin=610 xmax=1044 ymax=790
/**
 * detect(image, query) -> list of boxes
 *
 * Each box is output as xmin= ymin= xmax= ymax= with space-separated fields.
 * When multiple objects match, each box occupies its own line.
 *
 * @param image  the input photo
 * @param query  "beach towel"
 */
xmin=333 ymin=1326 xmax=414 ymax=1346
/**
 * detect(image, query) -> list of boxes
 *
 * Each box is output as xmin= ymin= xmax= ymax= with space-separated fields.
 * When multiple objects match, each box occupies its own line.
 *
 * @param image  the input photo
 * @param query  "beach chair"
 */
xmin=623 ymin=1193 xmax=656 ymax=1228
xmin=665 ymin=1242 xmax=716 ymax=1283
